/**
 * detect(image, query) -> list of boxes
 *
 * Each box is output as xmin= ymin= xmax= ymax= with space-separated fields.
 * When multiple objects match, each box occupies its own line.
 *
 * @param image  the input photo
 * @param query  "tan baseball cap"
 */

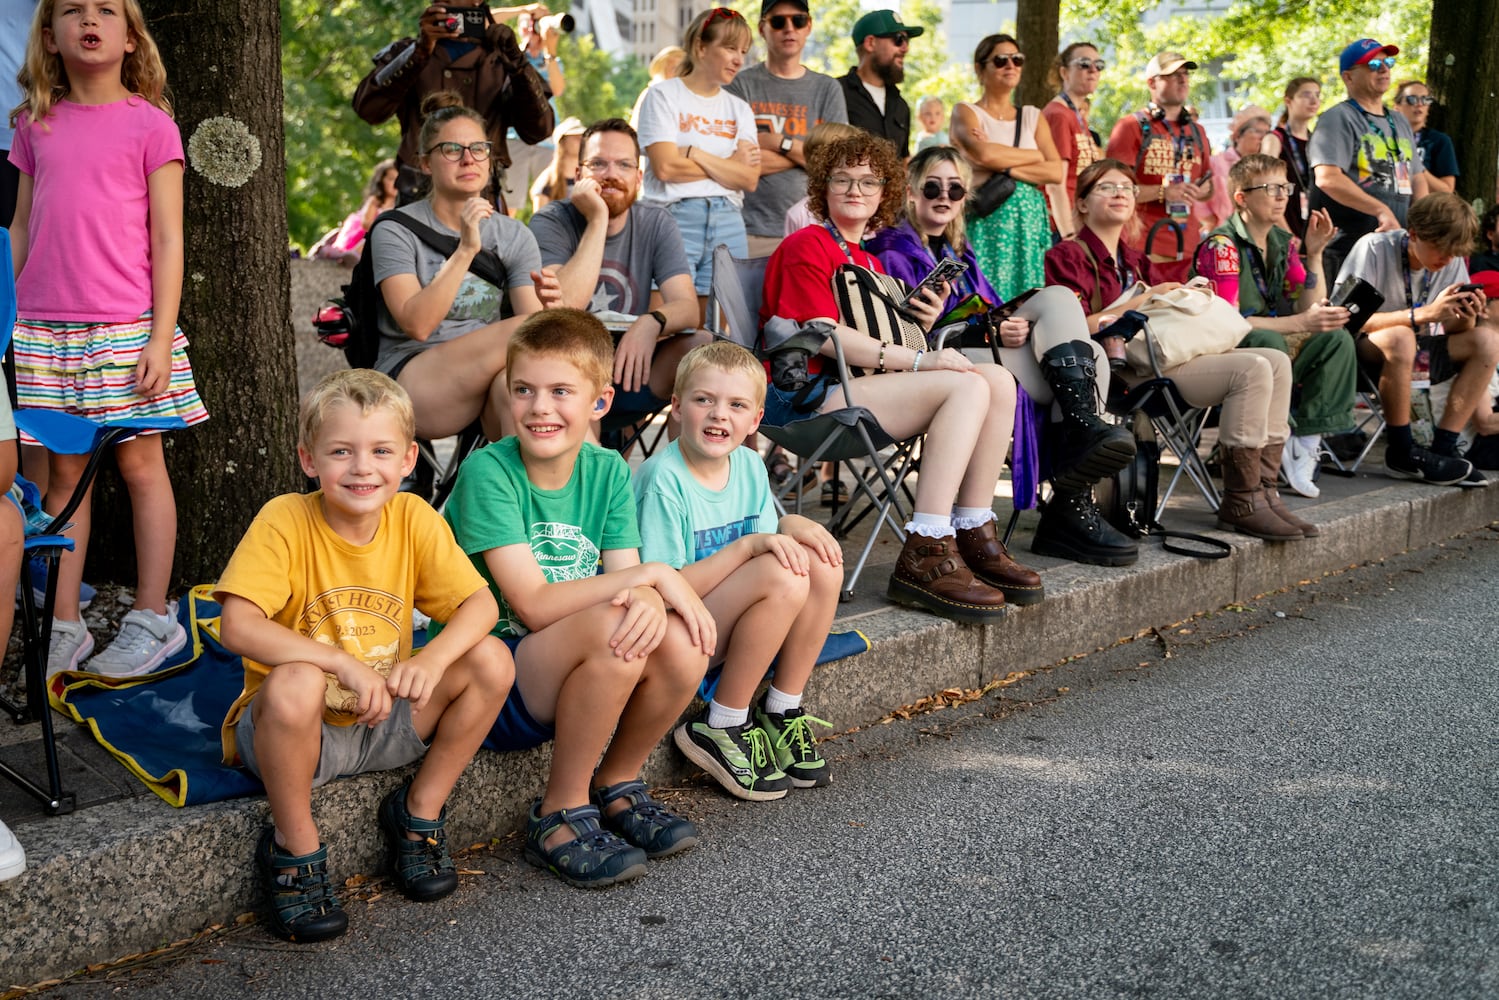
xmin=1144 ymin=51 xmax=1198 ymax=80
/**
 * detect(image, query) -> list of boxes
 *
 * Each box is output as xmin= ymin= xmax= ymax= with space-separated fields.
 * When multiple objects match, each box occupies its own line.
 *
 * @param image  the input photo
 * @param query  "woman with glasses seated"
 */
xmin=868 ymin=146 xmax=1139 ymax=566
xmin=761 ymin=132 xmax=1043 ymax=623
xmin=1393 ymin=80 xmax=1458 ymax=195
xmin=370 ymin=92 xmax=547 ymax=441
xmin=951 ymin=33 xmax=1063 ymax=301
xmin=1041 ymin=42 xmax=1105 ymax=240
xmin=636 ymin=7 xmax=759 ymax=315
xmin=1046 ymin=159 xmax=1304 ymax=542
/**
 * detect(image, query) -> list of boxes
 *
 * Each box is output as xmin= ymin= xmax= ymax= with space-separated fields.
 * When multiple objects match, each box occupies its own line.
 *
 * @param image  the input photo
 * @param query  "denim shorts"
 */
xmin=762 ymin=371 xmax=838 ymax=428
xmin=666 ymin=196 xmax=749 ymax=295
xmin=235 ymin=696 xmax=428 ymax=788
xmin=482 ymin=635 xmax=556 ymax=752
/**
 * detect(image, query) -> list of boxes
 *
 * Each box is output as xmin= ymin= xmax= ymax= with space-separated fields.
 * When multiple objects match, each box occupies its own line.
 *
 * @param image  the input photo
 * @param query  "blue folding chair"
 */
xmin=0 ymin=229 xmax=185 ymax=814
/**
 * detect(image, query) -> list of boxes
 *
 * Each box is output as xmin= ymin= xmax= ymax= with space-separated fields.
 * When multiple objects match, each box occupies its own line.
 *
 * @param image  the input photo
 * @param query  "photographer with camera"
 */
xmin=353 ymin=1 xmax=555 ymax=208
xmin=869 ymin=146 xmax=1137 ymax=567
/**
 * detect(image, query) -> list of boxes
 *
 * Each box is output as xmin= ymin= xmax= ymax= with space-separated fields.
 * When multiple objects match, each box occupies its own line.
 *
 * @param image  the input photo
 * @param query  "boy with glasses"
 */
xmin=1308 ymin=38 xmax=1429 ymax=278
xmin=726 ymin=0 xmax=848 ymax=258
xmin=529 ymin=118 xmax=706 ymax=412
xmin=840 ymin=10 xmax=925 ymax=159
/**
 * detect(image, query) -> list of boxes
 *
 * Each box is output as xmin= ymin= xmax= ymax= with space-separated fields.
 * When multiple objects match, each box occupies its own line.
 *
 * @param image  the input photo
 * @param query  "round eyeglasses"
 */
xmin=920 ymin=180 xmax=967 ymax=201
xmin=829 ymin=175 xmax=887 ymax=195
xmin=426 ymin=141 xmax=492 ymax=162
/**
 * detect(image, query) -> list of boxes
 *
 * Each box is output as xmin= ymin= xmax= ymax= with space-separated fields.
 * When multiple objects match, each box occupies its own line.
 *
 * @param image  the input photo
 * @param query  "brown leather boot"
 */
xmin=1215 ymin=446 xmax=1303 ymax=541
xmin=956 ymin=520 xmax=1044 ymax=605
xmin=887 ymin=533 xmax=1008 ymax=624
xmin=1260 ymin=442 xmax=1320 ymax=537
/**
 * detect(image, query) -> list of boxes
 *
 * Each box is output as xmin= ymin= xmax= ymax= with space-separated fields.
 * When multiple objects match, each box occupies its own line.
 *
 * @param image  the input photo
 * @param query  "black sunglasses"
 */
xmin=921 ymin=180 xmax=967 ymax=201
xmin=879 ymin=32 xmax=910 ymax=47
xmin=989 ymin=53 xmax=1026 ymax=69
xmin=767 ymin=13 xmax=809 ymax=29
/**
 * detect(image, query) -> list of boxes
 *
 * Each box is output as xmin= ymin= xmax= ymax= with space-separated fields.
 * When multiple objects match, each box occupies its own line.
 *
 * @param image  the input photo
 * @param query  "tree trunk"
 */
xmin=1015 ymin=0 xmax=1061 ymax=111
xmin=1427 ymin=0 xmax=1498 ymax=206
xmin=90 ymin=3 xmax=301 ymax=587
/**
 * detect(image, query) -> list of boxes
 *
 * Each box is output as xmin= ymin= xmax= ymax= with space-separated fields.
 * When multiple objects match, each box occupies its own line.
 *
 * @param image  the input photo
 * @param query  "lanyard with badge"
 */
xmin=1242 ymin=243 xmax=1281 ymax=317
xmin=1400 ymin=234 xmax=1434 ymax=335
xmin=1161 ymin=117 xmax=1195 ymax=220
xmin=823 ymin=220 xmax=859 ymax=263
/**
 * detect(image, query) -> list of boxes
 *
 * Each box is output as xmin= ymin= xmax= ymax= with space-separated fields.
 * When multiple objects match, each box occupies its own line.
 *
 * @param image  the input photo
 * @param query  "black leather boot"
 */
xmin=1031 ymin=489 xmax=1140 ymax=566
xmin=1041 ymin=341 xmax=1137 ymax=494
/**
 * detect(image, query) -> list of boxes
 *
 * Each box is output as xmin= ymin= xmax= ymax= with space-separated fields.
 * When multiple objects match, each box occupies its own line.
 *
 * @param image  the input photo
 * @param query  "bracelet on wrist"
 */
xmin=877 ymin=343 xmax=887 ymax=372
xmin=685 ymin=146 xmax=693 ymax=161
xmin=913 ymin=349 xmax=925 ymax=372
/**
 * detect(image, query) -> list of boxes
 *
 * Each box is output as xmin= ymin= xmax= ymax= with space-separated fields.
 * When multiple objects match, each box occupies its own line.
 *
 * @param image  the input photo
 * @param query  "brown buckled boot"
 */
xmin=887 ymin=533 xmax=1008 ymax=624
xmin=1260 ymin=441 xmax=1320 ymax=537
xmin=1215 ymin=446 xmax=1303 ymax=540
xmin=956 ymin=519 xmax=1044 ymax=605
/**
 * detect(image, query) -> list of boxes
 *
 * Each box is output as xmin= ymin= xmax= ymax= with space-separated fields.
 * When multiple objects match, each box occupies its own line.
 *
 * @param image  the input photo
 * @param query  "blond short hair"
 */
xmin=506 ymin=308 xmax=614 ymax=394
xmin=299 ymin=369 xmax=415 ymax=450
xmin=673 ymin=341 xmax=767 ymax=407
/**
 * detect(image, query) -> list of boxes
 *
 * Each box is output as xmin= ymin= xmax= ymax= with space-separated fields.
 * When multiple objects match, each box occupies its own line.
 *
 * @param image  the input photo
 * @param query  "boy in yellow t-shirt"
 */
xmin=216 ymin=370 xmax=512 ymax=943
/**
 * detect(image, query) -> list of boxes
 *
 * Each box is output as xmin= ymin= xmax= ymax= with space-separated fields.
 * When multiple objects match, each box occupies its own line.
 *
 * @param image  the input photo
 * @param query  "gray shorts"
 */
xmin=235 ymin=696 xmax=428 ymax=788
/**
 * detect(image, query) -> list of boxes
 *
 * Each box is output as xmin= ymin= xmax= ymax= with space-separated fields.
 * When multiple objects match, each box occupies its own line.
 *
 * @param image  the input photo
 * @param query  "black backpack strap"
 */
xmin=371 ymin=210 xmax=508 ymax=288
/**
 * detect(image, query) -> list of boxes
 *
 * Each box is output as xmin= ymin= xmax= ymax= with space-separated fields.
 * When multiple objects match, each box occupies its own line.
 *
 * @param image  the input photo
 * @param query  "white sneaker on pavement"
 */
xmin=45 ymin=619 xmax=95 ymax=679
xmin=1282 ymin=434 xmax=1321 ymax=498
xmin=86 ymin=609 xmax=187 ymax=678
xmin=0 ymin=818 xmax=25 ymax=881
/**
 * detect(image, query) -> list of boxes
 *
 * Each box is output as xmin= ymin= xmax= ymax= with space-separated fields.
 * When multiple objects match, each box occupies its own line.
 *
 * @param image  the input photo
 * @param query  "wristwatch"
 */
xmin=650 ymin=309 xmax=669 ymax=336
xmin=778 ymin=136 xmax=794 ymax=155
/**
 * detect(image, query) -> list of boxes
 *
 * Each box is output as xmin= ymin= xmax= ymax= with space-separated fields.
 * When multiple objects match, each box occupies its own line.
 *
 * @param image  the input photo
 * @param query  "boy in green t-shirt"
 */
xmin=217 ymin=370 xmax=513 ymax=942
xmin=634 ymin=342 xmax=843 ymax=801
xmin=444 ymin=309 xmax=714 ymax=889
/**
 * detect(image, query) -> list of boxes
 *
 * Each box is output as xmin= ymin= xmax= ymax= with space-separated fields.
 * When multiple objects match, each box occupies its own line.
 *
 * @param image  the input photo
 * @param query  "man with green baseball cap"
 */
xmin=840 ymin=9 xmax=926 ymax=158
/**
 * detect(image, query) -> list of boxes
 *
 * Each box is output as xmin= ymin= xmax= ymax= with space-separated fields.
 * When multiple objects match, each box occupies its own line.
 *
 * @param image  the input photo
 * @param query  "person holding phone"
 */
xmin=868 ymin=146 xmax=1138 ymax=566
xmin=1336 ymin=192 xmax=1498 ymax=486
xmin=353 ymin=1 xmax=555 ymax=207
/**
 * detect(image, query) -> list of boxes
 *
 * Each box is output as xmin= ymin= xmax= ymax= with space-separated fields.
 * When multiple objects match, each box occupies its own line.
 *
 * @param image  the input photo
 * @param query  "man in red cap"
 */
xmin=1309 ymin=38 xmax=1429 ymax=278
xmin=1105 ymin=51 xmax=1213 ymax=282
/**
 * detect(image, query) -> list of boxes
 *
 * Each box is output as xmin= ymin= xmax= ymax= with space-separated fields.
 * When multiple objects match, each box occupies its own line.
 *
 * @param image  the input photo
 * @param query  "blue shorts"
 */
xmin=482 ymin=635 xmax=556 ymax=752
xmin=762 ymin=372 xmax=838 ymax=428
xmin=666 ymin=196 xmax=749 ymax=295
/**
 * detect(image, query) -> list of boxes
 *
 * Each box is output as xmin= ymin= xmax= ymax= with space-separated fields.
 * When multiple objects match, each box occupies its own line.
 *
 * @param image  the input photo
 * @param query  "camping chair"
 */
xmin=1319 ymin=356 xmax=1386 ymax=476
xmin=707 ymin=244 xmax=922 ymax=601
xmin=0 ymin=230 xmax=187 ymax=814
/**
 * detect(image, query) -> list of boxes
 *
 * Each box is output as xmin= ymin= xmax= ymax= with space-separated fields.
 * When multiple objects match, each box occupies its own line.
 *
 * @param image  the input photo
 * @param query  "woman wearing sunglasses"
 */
xmin=761 ymin=133 xmax=1043 ymax=622
xmin=1041 ymin=42 xmax=1105 ymax=240
xmin=636 ymin=7 xmax=760 ymax=315
xmin=1393 ymin=81 xmax=1458 ymax=194
xmin=371 ymin=92 xmax=547 ymax=442
xmin=951 ymin=33 xmax=1063 ymax=301
xmin=868 ymin=146 xmax=1139 ymax=567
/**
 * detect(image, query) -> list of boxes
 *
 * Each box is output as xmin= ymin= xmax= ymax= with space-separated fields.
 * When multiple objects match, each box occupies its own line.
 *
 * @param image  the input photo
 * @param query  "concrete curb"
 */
xmin=3 ymin=481 xmax=1496 ymax=983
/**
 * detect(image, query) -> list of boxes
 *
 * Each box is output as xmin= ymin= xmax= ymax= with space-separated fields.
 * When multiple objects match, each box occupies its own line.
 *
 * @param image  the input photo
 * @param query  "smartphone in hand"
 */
xmin=902 ymin=257 xmax=968 ymax=311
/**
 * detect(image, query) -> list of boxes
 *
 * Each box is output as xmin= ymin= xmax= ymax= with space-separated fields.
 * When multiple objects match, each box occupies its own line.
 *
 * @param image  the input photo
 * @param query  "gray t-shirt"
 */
xmin=725 ymin=63 xmax=847 ymax=238
xmin=1308 ymin=99 xmax=1422 ymax=252
xmin=529 ymin=200 xmax=690 ymax=314
xmin=1337 ymin=229 xmax=1469 ymax=328
xmin=369 ymin=200 xmax=540 ymax=375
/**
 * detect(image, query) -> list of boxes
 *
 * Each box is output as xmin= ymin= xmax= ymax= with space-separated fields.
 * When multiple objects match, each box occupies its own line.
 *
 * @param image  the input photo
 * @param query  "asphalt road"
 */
xmin=41 ymin=529 xmax=1499 ymax=999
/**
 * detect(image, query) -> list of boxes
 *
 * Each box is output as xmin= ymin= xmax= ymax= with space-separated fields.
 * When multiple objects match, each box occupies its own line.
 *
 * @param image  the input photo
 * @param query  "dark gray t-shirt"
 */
xmin=1308 ymin=99 xmax=1422 ymax=253
xmin=725 ymin=63 xmax=847 ymax=238
xmin=369 ymin=200 xmax=540 ymax=375
xmin=529 ymin=200 xmax=690 ymax=314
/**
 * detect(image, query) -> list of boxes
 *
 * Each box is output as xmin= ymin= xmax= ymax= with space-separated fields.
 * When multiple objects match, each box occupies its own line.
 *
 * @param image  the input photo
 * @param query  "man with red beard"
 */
xmin=530 ymin=118 xmax=708 ymax=407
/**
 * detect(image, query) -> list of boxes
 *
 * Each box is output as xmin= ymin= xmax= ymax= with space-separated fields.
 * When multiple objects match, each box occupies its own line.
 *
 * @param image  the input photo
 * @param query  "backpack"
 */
xmin=1095 ymin=411 xmax=1231 ymax=559
xmin=314 ymin=210 xmax=506 ymax=370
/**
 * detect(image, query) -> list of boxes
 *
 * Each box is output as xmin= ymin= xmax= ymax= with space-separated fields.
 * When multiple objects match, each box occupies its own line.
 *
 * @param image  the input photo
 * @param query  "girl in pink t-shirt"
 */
xmin=9 ymin=0 xmax=207 ymax=677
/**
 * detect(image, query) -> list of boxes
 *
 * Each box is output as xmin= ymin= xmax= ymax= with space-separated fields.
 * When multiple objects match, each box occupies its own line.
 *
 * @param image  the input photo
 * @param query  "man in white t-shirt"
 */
xmin=1338 ymin=193 xmax=1498 ymax=486
xmin=839 ymin=9 xmax=924 ymax=159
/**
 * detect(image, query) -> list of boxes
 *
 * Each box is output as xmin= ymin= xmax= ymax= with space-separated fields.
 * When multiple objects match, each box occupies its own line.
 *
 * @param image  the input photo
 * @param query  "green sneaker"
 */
xmin=673 ymin=710 xmax=791 ymax=801
xmin=755 ymin=699 xmax=832 ymax=788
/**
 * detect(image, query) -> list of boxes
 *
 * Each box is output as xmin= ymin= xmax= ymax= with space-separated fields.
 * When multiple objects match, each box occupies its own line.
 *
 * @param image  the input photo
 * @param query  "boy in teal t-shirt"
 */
xmin=443 ymin=310 xmax=714 ymax=889
xmin=634 ymin=342 xmax=844 ymax=801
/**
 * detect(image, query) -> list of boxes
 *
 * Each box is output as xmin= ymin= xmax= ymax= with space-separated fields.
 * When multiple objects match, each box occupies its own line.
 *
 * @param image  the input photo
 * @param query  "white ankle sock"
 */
xmin=906 ymin=512 xmax=954 ymax=539
xmin=706 ymin=699 xmax=748 ymax=729
xmin=952 ymin=506 xmax=995 ymax=530
xmin=763 ymin=685 xmax=801 ymax=715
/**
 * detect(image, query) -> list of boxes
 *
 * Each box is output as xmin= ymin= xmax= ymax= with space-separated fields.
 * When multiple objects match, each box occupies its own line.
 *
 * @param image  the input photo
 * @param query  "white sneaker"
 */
xmin=0 ymin=818 xmax=24 ymax=882
xmin=86 ymin=609 xmax=187 ymax=678
xmin=1282 ymin=434 xmax=1321 ymax=498
xmin=45 ymin=619 xmax=95 ymax=679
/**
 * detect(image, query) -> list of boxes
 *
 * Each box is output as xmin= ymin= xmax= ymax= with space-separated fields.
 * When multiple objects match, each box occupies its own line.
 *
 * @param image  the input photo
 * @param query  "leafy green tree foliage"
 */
xmin=554 ymin=32 xmax=648 ymax=127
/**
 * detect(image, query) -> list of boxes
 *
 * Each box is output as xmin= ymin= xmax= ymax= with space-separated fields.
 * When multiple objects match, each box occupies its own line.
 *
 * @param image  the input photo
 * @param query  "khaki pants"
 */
xmin=1147 ymin=347 xmax=1292 ymax=449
